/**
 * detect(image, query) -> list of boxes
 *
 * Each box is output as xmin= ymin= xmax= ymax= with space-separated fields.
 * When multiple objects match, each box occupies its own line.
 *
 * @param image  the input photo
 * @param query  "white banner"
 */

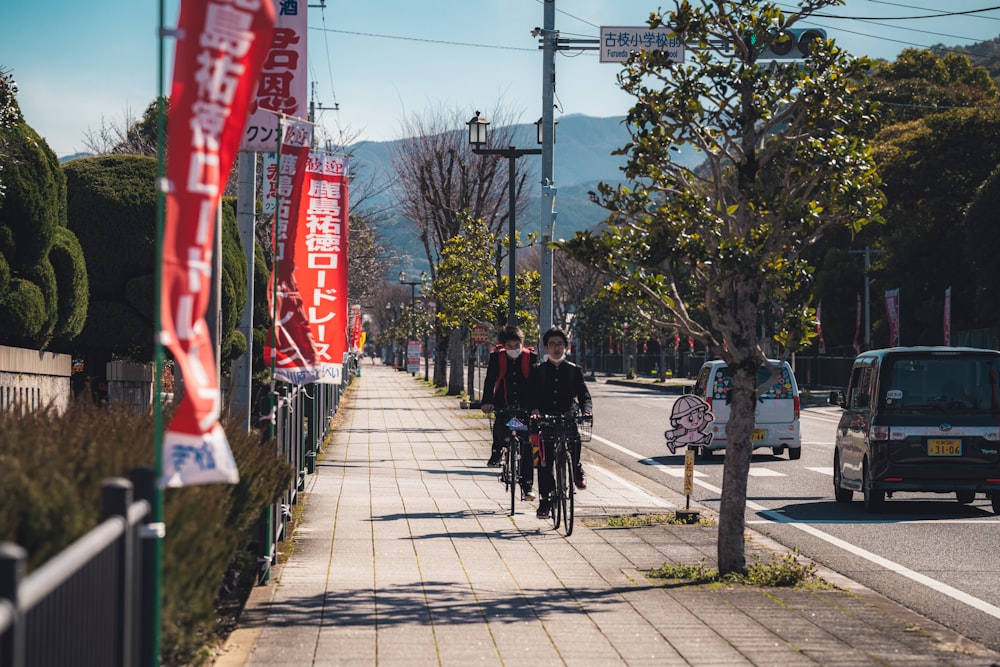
xmin=241 ymin=0 xmax=308 ymax=152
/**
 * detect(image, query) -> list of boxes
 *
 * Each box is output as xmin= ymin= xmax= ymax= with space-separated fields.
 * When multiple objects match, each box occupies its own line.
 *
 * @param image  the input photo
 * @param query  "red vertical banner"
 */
xmin=298 ymin=152 xmax=350 ymax=382
xmin=885 ymin=288 xmax=900 ymax=347
xmin=944 ymin=286 xmax=952 ymax=346
xmin=161 ymin=0 xmax=276 ymax=487
xmin=265 ymin=116 xmax=321 ymax=384
xmin=350 ymin=304 xmax=363 ymax=352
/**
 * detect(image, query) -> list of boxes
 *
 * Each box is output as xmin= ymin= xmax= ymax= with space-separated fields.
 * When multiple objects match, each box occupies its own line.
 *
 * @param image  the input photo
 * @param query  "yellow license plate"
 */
xmin=927 ymin=439 xmax=961 ymax=456
xmin=751 ymin=429 xmax=765 ymax=441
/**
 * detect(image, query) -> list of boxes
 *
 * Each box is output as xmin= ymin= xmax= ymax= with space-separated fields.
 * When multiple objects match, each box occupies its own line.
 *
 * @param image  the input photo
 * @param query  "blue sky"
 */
xmin=4 ymin=1 xmax=1000 ymax=158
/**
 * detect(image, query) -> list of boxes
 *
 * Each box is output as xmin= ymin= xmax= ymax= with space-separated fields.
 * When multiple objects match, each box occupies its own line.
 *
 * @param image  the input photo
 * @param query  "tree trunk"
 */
xmin=717 ymin=357 xmax=756 ymax=575
xmin=447 ymin=328 xmax=464 ymax=395
xmin=433 ymin=334 xmax=448 ymax=387
xmin=716 ymin=282 xmax=761 ymax=575
xmin=466 ymin=342 xmax=477 ymax=400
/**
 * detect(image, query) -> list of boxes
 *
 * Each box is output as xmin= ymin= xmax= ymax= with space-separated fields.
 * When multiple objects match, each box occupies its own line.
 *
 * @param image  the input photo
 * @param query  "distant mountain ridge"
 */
xmin=346 ymin=114 xmax=705 ymax=272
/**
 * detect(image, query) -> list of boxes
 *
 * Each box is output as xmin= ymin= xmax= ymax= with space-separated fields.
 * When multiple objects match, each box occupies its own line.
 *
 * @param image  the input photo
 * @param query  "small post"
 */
xmin=102 ymin=478 xmax=134 ymax=667
xmin=0 ymin=542 xmax=27 ymax=667
xmin=676 ymin=448 xmax=701 ymax=524
xmin=130 ymin=466 xmax=161 ymax=667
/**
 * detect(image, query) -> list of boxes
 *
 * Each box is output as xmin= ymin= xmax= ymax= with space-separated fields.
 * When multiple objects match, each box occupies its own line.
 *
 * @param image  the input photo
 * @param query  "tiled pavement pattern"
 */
xmin=215 ymin=363 xmax=1000 ymax=666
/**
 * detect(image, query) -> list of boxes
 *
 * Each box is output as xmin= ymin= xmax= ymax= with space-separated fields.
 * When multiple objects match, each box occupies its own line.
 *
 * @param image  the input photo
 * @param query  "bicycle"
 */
xmin=489 ymin=407 xmax=531 ymax=515
xmin=533 ymin=414 xmax=593 ymax=536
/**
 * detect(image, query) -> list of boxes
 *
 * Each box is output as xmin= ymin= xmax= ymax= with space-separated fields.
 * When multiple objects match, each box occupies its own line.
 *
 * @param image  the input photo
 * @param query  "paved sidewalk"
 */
xmin=215 ymin=364 xmax=1000 ymax=666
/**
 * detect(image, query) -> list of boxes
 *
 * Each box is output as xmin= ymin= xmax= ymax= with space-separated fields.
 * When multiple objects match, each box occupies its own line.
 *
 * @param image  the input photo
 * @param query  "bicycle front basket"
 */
xmin=577 ymin=415 xmax=593 ymax=443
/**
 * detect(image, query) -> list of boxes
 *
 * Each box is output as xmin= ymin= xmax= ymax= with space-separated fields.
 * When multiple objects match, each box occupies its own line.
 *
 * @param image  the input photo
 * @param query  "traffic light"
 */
xmin=752 ymin=27 xmax=826 ymax=61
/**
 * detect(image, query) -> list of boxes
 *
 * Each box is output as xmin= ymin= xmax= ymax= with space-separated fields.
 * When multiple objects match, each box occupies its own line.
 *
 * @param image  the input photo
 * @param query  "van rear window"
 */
xmin=711 ymin=365 xmax=795 ymax=401
xmin=883 ymin=356 xmax=1000 ymax=414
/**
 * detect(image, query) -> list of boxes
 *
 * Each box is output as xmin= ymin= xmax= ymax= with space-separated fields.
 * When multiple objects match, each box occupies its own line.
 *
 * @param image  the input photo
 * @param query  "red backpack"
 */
xmin=493 ymin=345 xmax=533 ymax=401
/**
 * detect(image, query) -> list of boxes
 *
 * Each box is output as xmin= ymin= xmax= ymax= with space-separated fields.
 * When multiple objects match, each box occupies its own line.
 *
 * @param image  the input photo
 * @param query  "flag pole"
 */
xmin=261 ymin=119 xmax=283 ymax=585
xmin=151 ymin=0 xmax=167 ymax=662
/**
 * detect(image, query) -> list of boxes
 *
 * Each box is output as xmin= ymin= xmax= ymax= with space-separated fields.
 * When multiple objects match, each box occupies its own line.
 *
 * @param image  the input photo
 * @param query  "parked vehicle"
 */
xmin=688 ymin=359 xmax=802 ymax=459
xmin=831 ymin=347 xmax=1000 ymax=513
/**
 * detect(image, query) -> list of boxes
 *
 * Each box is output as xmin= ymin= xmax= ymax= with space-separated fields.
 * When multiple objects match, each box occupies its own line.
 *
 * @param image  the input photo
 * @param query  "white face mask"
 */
xmin=505 ymin=348 xmax=522 ymax=359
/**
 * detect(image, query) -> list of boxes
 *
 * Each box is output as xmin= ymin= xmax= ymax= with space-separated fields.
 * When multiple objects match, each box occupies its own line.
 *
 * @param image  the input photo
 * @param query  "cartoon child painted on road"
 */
xmin=664 ymin=394 xmax=714 ymax=454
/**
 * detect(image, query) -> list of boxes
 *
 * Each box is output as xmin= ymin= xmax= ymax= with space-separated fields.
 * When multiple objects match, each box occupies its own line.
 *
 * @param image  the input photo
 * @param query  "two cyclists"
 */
xmin=480 ymin=326 xmax=592 ymax=520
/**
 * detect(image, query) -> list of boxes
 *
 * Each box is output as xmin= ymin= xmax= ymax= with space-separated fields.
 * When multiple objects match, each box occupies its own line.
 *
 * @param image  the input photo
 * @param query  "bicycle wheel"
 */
xmin=552 ymin=443 xmax=567 ymax=531
xmin=562 ymin=448 xmax=575 ymax=537
xmin=506 ymin=437 xmax=517 ymax=515
xmin=549 ymin=444 xmax=563 ymax=530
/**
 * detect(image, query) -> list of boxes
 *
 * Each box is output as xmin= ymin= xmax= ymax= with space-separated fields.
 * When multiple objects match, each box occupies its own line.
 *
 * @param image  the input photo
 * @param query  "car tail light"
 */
xmin=871 ymin=425 xmax=890 ymax=441
xmin=884 ymin=477 xmax=902 ymax=482
xmin=793 ymin=395 xmax=800 ymax=420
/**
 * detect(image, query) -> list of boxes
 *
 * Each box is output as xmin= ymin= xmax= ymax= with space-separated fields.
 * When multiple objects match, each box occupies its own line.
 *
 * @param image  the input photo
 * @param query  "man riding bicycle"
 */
xmin=481 ymin=325 xmax=538 ymax=501
xmin=532 ymin=327 xmax=592 ymax=519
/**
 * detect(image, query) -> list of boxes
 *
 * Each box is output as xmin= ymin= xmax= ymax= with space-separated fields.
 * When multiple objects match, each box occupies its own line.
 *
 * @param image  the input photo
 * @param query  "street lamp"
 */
xmin=399 ymin=271 xmax=427 ymax=376
xmin=467 ymin=111 xmax=542 ymax=327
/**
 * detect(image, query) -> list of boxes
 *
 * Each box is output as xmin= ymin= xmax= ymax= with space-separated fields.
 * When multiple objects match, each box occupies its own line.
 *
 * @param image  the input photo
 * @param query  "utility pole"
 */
xmin=850 ymin=246 xmax=884 ymax=350
xmin=536 ymin=1 xmax=598 ymax=341
xmin=538 ymin=0 xmax=557 ymax=338
xmin=231 ymin=153 xmax=256 ymax=432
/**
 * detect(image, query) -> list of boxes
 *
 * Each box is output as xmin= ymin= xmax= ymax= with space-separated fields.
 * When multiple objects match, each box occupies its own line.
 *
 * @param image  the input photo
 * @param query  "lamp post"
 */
xmin=400 ymin=271 xmax=426 ymax=376
xmin=384 ymin=302 xmax=395 ymax=368
xmin=467 ymin=111 xmax=542 ymax=327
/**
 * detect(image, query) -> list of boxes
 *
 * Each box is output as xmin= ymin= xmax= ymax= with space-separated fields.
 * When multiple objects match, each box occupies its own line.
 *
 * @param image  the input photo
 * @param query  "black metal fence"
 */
xmin=0 ymin=474 xmax=151 ymax=667
xmin=255 ymin=354 xmax=356 ymax=584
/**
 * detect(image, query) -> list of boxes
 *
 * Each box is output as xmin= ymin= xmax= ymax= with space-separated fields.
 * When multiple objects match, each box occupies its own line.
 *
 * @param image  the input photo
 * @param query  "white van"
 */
xmin=688 ymin=359 xmax=802 ymax=459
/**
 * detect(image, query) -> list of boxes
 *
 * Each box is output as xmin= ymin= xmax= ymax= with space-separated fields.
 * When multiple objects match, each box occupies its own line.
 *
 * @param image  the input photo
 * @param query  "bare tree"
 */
xmin=81 ymin=100 xmax=161 ymax=157
xmin=391 ymin=104 xmax=535 ymax=391
xmin=553 ymin=252 xmax=604 ymax=331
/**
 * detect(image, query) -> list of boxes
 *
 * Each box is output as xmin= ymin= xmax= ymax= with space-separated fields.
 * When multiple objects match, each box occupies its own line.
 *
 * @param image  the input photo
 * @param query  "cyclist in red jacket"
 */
xmin=481 ymin=325 xmax=538 ymax=501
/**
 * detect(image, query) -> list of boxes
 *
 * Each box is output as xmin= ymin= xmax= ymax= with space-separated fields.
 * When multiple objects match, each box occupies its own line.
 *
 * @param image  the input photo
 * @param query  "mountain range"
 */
xmin=344 ymin=113 xmax=705 ymax=274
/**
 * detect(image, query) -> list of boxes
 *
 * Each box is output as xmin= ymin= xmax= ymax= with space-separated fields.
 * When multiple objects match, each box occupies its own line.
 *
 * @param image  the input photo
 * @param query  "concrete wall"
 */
xmin=106 ymin=360 xmax=155 ymax=412
xmin=0 ymin=345 xmax=72 ymax=414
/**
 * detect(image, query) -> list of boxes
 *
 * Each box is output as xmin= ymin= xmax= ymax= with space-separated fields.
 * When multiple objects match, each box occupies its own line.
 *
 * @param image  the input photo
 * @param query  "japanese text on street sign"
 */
xmin=599 ymin=26 xmax=684 ymax=64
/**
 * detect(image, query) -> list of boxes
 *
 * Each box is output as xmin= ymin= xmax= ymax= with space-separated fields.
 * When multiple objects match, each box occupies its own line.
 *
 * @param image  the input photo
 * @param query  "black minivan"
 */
xmin=832 ymin=347 xmax=1000 ymax=513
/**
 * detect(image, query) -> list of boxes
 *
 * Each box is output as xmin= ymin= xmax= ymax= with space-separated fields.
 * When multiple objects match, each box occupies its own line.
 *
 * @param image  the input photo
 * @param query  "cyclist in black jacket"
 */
xmin=481 ymin=325 xmax=538 ymax=500
xmin=532 ymin=327 xmax=592 ymax=519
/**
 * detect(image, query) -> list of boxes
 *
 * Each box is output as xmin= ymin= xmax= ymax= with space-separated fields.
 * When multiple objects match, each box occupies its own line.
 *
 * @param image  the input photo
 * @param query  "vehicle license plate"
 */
xmin=927 ymin=439 xmax=961 ymax=456
xmin=751 ymin=429 xmax=765 ymax=441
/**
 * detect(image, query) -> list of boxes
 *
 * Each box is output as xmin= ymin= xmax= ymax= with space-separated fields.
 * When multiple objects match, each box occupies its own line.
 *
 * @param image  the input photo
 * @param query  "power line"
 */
xmin=813 ymin=5 xmax=1000 ymax=21
xmin=309 ymin=26 xmax=536 ymax=52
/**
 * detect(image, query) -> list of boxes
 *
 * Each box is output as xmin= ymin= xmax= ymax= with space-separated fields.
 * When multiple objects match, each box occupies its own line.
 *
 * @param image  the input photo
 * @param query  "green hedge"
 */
xmin=0 ymin=402 xmax=294 ymax=665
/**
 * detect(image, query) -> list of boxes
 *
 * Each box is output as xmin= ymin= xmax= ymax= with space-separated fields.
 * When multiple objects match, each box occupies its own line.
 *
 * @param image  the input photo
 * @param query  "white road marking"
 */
xmin=748 ymin=468 xmax=786 ymax=477
xmin=590 ymin=431 xmax=1000 ymax=621
xmin=807 ymin=467 xmax=834 ymax=475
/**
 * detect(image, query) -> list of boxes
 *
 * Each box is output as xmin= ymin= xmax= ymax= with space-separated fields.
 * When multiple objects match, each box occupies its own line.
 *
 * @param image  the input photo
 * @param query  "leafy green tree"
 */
xmin=431 ymin=213 xmax=538 ymax=396
xmin=574 ymin=284 xmax=656 ymax=375
xmin=868 ymin=109 xmax=1000 ymax=344
xmin=865 ymin=49 xmax=998 ymax=133
xmin=560 ymin=1 xmax=883 ymax=574
xmin=0 ymin=67 xmax=88 ymax=350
